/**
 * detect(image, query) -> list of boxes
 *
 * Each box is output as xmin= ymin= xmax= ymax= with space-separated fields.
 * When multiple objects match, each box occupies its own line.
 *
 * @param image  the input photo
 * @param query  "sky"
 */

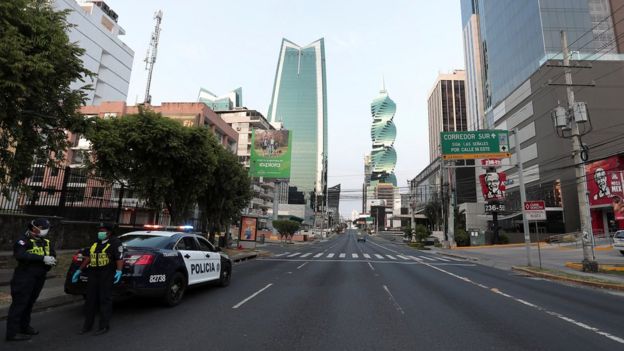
xmin=103 ymin=0 xmax=465 ymax=218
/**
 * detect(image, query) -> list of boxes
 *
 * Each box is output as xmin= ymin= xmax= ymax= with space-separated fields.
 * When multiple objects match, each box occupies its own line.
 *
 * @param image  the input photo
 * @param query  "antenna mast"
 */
xmin=144 ymin=10 xmax=163 ymax=104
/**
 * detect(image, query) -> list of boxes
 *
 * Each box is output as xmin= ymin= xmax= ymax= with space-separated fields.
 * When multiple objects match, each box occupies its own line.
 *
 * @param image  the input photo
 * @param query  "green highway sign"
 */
xmin=441 ymin=130 xmax=511 ymax=160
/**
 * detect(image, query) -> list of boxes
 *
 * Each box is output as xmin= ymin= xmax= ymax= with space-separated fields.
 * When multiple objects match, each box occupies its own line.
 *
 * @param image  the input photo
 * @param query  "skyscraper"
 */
xmin=370 ymin=86 xmax=397 ymax=186
xmin=268 ymin=38 xmax=328 ymax=197
xmin=198 ymin=87 xmax=243 ymax=111
xmin=427 ymin=70 xmax=467 ymax=162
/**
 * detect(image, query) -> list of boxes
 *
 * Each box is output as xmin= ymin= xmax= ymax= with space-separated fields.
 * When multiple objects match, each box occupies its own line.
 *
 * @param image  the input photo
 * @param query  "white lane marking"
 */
xmin=363 ymin=253 xmax=371 ymax=259
xmin=297 ymin=262 xmax=308 ymax=270
xmin=232 ymin=284 xmax=273 ymax=309
xmin=434 ymin=257 xmax=451 ymax=262
xmin=274 ymin=252 xmax=290 ymax=257
xmin=339 ymin=253 xmax=346 ymax=258
xmin=374 ymin=254 xmax=384 ymax=259
xmin=300 ymin=253 xmax=312 ymax=258
xmin=327 ymin=253 xmax=335 ymax=258
xmin=383 ymin=285 xmax=405 ymax=315
xmin=445 ymin=256 xmax=464 ymax=261
xmin=408 ymin=255 xmax=423 ymax=261
xmin=368 ymin=262 xmax=375 ymax=271
xmin=386 ymin=255 xmax=397 ymax=260
xmin=314 ymin=253 xmax=323 ymax=258
xmin=422 ymin=263 xmax=624 ymax=345
xmin=352 ymin=253 xmax=359 ymax=259
xmin=421 ymin=256 xmax=436 ymax=261
xmin=287 ymin=252 xmax=301 ymax=258
xmin=256 ymin=258 xmax=476 ymax=266
xmin=397 ymin=255 xmax=410 ymax=260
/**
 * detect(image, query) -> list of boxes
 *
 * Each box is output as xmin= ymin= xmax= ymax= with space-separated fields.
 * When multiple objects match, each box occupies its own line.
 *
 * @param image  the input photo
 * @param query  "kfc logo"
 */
xmin=479 ymin=172 xmax=507 ymax=201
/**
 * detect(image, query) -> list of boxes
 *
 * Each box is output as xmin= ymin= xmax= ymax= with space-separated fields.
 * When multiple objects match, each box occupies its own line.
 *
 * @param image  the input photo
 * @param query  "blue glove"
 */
xmin=71 ymin=270 xmax=81 ymax=283
xmin=114 ymin=270 xmax=122 ymax=284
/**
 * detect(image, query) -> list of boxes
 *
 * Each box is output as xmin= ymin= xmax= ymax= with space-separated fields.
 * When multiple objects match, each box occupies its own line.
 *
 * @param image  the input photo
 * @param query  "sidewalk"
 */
xmin=0 ymin=248 xmax=264 ymax=320
xmin=432 ymin=243 xmax=624 ymax=286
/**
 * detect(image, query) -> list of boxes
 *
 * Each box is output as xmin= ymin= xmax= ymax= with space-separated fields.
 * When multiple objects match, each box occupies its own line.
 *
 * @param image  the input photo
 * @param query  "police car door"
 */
xmin=175 ymin=236 xmax=208 ymax=284
xmin=196 ymin=236 xmax=220 ymax=281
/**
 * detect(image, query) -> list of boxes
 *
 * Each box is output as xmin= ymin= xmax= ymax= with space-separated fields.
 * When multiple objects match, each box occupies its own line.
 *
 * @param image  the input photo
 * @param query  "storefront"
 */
xmin=586 ymin=155 xmax=624 ymax=235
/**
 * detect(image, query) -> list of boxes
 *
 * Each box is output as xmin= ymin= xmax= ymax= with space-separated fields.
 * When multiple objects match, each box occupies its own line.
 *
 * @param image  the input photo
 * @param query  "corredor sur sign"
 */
xmin=524 ymin=201 xmax=546 ymax=221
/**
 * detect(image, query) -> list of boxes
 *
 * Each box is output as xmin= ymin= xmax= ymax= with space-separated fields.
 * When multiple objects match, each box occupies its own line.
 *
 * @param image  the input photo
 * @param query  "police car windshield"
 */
xmin=119 ymin=235 xmax=171 ymax=248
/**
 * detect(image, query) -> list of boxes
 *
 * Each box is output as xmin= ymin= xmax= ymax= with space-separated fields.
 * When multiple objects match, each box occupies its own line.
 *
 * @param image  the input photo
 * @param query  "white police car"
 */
xmin=65 ymin=230 xmax=232 ymax=306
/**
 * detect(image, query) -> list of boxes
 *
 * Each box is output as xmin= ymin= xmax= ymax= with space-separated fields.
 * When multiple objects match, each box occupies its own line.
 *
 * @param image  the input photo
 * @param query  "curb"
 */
xmin=511 ymin=266 xmax=624 ymax=292
xmin=434 ymin=250 xmax=479 ymax=262
xmin=565 ymin=262 xmax=624 ymax=272
xmin=0 ymin=293 xmax=83 ymax=321
xmin=230 ymin=253 xmax=258 ymax=262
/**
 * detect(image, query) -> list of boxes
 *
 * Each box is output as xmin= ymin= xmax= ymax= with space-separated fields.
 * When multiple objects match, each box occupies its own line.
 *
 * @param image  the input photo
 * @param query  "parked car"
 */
xmin=423 ymin=236 xmax=440 ymax=246
xmin=613 ymin=230 xmax=624 ymax=255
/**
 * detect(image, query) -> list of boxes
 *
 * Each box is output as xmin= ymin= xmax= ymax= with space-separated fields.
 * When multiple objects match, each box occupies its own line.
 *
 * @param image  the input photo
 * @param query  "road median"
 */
xmin=512 ymin=266 xmax=624 ymax=292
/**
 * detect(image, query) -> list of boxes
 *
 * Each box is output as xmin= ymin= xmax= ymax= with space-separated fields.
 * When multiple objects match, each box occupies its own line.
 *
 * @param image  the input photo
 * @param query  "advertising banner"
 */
xmin=250 ymin=130 xmax=292 ymax=180
xmin=239 ymin=216 xmax=258 ymax=241
xmin=479 ymin=171 xmax=507 ymax=201
xmin=585 ymin=156 xmax=624 ymax=206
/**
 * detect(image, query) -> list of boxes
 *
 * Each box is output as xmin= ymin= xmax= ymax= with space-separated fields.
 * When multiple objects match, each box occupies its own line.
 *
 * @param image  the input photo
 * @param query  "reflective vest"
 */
xmin=89 ymin=242 xmax=111 ymax=267
xmin=27 ymin=238 xmax=50 ymax=256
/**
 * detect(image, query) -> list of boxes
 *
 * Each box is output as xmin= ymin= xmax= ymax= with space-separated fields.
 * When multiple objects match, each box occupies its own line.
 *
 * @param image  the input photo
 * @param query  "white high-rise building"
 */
xmin=53 ymin=0 xmax=134 ymax=105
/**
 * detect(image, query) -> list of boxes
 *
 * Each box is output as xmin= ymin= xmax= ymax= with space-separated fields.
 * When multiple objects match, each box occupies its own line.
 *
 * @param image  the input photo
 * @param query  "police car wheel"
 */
xmin=218 ymin=264 xmax=231 ymax=287
xmin=163 ymin=272 xmax=186 ymax=306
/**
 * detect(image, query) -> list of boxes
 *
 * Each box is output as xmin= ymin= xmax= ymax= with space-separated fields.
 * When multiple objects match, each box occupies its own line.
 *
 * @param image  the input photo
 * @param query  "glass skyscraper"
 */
xmin=268 ymin=38 xmax=328 ymax=196
xmin=461 ymin=0 xmax=624 ymax=127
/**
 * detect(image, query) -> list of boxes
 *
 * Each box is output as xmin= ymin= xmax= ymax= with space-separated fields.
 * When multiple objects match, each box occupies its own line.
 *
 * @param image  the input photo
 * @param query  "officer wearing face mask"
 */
xmin=72 ymin=223 xmax=123 ymax=335
xmin=5 ymin=218 xmax=57 ymax=342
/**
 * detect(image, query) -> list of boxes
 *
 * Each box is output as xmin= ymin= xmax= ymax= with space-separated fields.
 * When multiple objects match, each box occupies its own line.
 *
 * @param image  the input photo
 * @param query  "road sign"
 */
xmin=481 ymin=159 xmax=503 ymax=168
xmin=441 ymin=130 xmax=511 ymax=160
xmin=524 ymin=200 xmax=546 ymax=221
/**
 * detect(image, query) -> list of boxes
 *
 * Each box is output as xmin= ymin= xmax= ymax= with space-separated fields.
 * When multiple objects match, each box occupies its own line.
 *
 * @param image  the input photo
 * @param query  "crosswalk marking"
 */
xmin=446 ymin=257 xmax=464 ymax=261
xmin=300 ymin=253 xmax=312 ymax=258
xmin=435 ymin=257 xmax=450 ymax=262
xmin=271 ymin=251 xmax=468 ymax=264
xmin=288 ymin=252 xmax=301 ymax=258
xmin=274 ymin=252 xmax=290 ymax=257
xmin=352 ymin=253 xmax=359 ymax=259
xmin=314 ymin=253 xmax=323 ymax=258
xmin=363 ymin=254 xmax=371 ymax=259
xmin=421 ymin=256 xmax=436 ymax=261
xmin=374 ymin=254 xmax=384 ymax=259
xmin=386 ymin=255 xmax=397 ymax=260
xmin=408 ymin=255 xmax=423 ymax=261
xmin=327 ymin=253 xmax=335 ymax=258
xmin=339 ymin=253 xmax=346 ymax=258
xmin=397 ymin=255 xmax=410 ymax=260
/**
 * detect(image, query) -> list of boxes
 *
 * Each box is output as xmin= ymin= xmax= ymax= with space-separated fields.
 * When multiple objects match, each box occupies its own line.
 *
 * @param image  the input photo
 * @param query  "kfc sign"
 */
xmin=585 ymin=156 xmax=624 ymax=206
xmin=479 ymin=171 xmax=507 ymax=201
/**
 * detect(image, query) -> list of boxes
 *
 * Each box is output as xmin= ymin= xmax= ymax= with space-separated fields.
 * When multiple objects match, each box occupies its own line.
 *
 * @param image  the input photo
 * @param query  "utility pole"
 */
xmin=448 ymin=165 xmax=456 ymax=247
xmin=514 ymin=128 xmax=532 ymax=266
xmin=144 ymin=10 xmax=163 ymax=105
xmin=551 ymin=31 xmax=597 ymax=272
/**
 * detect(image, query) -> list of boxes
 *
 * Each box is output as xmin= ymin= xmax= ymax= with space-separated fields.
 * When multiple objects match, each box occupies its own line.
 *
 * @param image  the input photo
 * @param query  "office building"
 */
xmin=53 ymin=0 xmax=134 ymax=104
xmin=267 ymin=38 xmax=328 ymax=198
xmin=427 ymin=70 xmax=467 ymax=162
xmin=198 ymin=88 xmax=243 ymax=112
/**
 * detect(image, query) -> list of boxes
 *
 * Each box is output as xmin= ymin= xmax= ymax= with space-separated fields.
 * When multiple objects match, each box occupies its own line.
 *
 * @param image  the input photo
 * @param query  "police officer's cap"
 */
xmin=98 ymin=222 xmax=115 ymax=232
xmin=28 ymin=218 xmax=50 ymax=230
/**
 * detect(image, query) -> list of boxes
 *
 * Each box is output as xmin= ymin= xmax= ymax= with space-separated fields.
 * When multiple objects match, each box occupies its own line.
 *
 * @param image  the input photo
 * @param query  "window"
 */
xmin=32 ymin=167 xmax=45 ymax=183
xmin=91 ymin=187 xmax=105 ymax=198
xmin=120 ymin=235 xmax=170 ymax=248
xmin=196 ymin=237 xmax=215 ymax=252
xmin=175 ymin=236 xmax=200 ymax=251
xmin=67 ymin=187 xmax=86 ymax=203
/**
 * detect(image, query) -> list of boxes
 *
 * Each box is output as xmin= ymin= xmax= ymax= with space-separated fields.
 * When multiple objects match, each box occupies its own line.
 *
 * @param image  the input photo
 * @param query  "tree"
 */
xmin=0 ymin=0 xmax=92 ymax=190
xmin=198 ymin=145 xmax=252 ymax=242
xmin=424 ymin=199 xmax=442 ymax=231
xmin=85 ymin=109 xmax=218 ymax=223
xmin=272 ymin=220 xmax=300 ymax=240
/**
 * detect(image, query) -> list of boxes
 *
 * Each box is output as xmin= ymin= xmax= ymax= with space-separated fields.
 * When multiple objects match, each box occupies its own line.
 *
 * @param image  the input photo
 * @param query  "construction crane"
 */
xmin=144 ymin=10 xmax=163 ymax=105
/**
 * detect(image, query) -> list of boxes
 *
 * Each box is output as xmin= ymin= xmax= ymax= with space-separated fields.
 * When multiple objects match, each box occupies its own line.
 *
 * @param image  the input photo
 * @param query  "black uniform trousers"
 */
xmin=83 ymin=268 xmax=114 ymax=330
xmin=6 ymin=267 xmax=46 ymax=337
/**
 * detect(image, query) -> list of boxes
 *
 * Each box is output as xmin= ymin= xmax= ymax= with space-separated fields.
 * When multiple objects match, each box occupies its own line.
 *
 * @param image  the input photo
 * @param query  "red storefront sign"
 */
xmin=479 ymin=171 xmax=507 ymax=201
xmin=585 ymin=156 xmax=624 ymax=206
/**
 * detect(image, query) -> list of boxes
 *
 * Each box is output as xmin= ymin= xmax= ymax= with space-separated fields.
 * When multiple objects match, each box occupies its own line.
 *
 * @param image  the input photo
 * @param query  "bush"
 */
xmin=402 ymin=226 xmax=413 ymax=240
xmin=414 ymin=224 xmax=430 ymax=243
xmin=455 ymin=229 xmax=470 ymax=247
xmin=498 ymin=232 xmax=510 ymax=244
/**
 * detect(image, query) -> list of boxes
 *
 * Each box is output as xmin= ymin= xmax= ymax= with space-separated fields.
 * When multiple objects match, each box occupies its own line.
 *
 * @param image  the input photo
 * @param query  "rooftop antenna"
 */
xmin=381 ymin=75 xmax=386 ymax=93
xmin=144 ymin=10 xmax=163 ymax=105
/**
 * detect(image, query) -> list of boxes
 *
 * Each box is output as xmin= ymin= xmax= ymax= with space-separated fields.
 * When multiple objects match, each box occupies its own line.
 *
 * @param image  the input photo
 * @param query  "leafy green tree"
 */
xmin=85 ymin=108 xmax=218 ymax=223
xmin=198 ymin=146 xmax=252 ymax=242
xmin=273 ymin=220 xmax=300 ymax=240
xmin=0 ymin=0 xmax=92 ymax=190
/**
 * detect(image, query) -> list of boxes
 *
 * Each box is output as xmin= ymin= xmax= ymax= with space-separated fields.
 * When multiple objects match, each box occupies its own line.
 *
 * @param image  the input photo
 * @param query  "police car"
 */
xmin=64 ymin=229 xmax=232 ymax=306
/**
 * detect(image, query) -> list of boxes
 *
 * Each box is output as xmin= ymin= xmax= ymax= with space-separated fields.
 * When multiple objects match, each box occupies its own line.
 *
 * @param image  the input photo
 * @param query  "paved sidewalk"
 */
xmin=432 ymin=243 xmax=624 ymax=285
xmin=0 ymin=248 xmax=264 ymax=320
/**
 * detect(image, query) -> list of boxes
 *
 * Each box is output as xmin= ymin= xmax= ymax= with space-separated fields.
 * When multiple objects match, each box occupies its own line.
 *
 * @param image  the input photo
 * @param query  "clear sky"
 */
xmin=103 ymin=0 xmax=465 ymax=218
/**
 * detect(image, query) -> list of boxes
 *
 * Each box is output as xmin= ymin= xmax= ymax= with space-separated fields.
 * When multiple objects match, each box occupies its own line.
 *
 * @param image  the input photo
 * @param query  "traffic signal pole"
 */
xmin=514 ymin=128 xmax=532 ymax=267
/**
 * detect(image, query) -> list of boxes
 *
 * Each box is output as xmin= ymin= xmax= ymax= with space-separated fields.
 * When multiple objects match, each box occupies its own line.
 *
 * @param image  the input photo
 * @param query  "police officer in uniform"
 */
xmin=5 ymin=218 xmax=57 ymax=342
xmin=72 ymin=223 xmax=123 ymax=335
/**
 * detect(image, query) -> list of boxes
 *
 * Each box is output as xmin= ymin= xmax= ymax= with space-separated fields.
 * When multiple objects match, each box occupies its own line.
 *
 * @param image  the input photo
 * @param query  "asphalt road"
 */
xmin=2 ymin=229 xmax=624 ymax=350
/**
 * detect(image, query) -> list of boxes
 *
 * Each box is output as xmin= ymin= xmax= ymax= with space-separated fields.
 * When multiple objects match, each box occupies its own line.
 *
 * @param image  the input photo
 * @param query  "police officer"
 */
xmin=72 ymin=223 xmax=123 ymax=335
xmin=5 ymin=218 xmax=57 ymax=342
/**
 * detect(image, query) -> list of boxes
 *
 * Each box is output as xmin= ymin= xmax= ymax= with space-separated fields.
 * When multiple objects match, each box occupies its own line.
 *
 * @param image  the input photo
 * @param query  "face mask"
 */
xmin=38 ymin=229 xmax=49 ymax=237
xmin=97 ymin=232 xmax=108 ymax=241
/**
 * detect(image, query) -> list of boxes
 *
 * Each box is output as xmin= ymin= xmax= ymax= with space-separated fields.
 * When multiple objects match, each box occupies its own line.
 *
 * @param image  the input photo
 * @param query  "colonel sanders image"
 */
xmin=593 ymin=167 xmax=611 ymax=200
xmin=485 ymin=172 xmax=505 ymax=200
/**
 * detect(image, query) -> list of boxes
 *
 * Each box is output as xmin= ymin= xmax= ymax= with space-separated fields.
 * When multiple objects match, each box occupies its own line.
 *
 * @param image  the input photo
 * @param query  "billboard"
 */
xmin=479 ymin=171 xmax=507 ymax=201
xmin=250 ymin=130 xmax=292 ymax=180
xmin=585 ymin=156 xmax=624 ymax=206
xmin=239 ymin=216 xmax=258 ymax=241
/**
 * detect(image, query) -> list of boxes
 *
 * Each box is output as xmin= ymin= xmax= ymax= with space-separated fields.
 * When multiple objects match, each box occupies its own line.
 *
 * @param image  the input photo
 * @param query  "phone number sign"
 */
xmin=441 ymin=130 xmax=511 ymax=160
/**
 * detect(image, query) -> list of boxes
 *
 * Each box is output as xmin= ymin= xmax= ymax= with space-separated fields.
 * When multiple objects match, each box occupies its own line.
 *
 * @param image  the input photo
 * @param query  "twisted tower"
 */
xmin=370 ymin=85 xmax=397 ymax=186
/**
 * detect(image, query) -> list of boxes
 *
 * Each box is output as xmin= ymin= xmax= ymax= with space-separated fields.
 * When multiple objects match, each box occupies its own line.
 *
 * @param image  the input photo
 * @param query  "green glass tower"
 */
xmin=268 ymin=38 xmax=328 ymax=196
